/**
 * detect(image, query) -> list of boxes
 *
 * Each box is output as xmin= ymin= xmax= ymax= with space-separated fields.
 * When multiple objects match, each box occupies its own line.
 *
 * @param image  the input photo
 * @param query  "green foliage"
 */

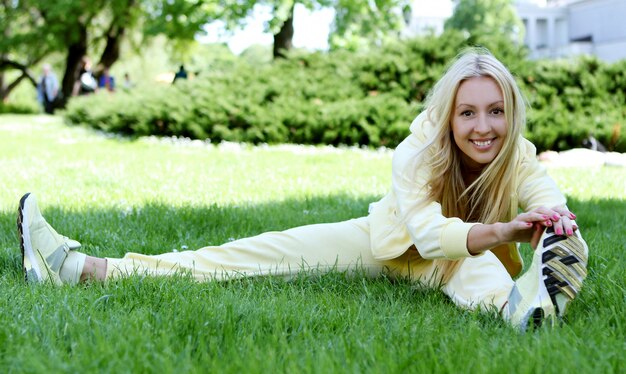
xmin=445 ymin=0 xmax=524 ymax=43
xmin=520 ymin=57 xmax=626 ymax=152
xmin=215 ymin=0 xmax=409 ymax=52
xmin=65 ymin=45 xmax=418 ymax=147
xmin=0 ymin=72 xmax=40 ymax=114
xmin=329 ymin=0 xmax=410 ymax=51
xmin=0 ymin=102 xmax=39 ymax=115
xmin=65 ymin=32 xmax=626 ymax=152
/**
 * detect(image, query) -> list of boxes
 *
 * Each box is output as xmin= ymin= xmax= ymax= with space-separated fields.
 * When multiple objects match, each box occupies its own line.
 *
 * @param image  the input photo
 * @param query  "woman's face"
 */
xmin=451 ymin=76 xmax=507 ymax=170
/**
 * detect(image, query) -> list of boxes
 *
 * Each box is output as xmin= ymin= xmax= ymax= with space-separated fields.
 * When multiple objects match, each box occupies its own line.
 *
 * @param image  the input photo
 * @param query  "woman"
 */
xmin=17 ymin=48 xmax=588 ymax=331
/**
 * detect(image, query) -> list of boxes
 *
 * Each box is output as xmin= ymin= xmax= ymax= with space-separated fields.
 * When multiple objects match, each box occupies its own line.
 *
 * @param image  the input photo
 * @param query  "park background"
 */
xmin=1 ymin=0 xmax=625 ymax=372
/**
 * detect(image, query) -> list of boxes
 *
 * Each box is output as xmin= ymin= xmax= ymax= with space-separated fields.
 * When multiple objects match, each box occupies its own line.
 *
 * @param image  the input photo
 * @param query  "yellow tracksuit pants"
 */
xmin=106 ymin=217 xmax=514 ymax=310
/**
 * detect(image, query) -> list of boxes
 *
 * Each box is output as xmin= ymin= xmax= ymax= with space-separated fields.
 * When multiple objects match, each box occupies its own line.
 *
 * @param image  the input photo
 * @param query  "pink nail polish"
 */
xmin=567 ymin=229 xmax=573 ymax=235
xmin=556 ymin=228 xmax=563 ymax=235
xmin=553 ymin=214 xmax=560 ymax=220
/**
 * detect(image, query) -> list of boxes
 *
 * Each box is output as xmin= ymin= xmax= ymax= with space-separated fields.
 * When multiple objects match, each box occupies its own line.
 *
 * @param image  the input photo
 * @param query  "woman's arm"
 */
xmin=467 ymin=206 xmax=578 ymax=255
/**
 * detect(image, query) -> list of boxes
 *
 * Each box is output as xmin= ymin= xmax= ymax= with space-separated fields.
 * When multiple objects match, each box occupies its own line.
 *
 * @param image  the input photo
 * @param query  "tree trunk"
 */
xmin=98 ymin=25 xmax=125 ymax=71
xmin=97 ymin=0 xmax=135 ymax=73
xmin=273 ymin=5 xmax=295 ymax=59
xmin=60 ymin=25 xmax=88 ymax=106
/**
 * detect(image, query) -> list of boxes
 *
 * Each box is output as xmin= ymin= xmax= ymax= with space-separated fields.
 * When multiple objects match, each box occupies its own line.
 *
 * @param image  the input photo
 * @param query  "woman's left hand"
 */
xmin=529 ymin=206 xmax=578 ymax=249
xmin=549 ymin=205 xmax=578 ymax=236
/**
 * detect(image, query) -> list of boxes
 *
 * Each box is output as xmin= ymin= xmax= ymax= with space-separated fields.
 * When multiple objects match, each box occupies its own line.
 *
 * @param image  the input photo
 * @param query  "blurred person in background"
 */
xmin=36 ymin=63 xmax=59 ymax=114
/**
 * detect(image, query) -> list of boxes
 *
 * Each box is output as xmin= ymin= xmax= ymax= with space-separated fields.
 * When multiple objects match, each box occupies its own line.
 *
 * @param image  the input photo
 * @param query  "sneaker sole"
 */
xmin=539 ymin=226 xmax=588 ymax=317
xmin=17 ymin=193 xmax=43 ymax=282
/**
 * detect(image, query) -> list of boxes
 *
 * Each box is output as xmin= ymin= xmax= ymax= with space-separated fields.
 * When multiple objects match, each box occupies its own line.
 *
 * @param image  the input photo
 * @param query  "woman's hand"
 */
xmin=501 ymin=206 xmax=578 ymax=249
xmin=467 ymin=206 xmax=578 ymax=255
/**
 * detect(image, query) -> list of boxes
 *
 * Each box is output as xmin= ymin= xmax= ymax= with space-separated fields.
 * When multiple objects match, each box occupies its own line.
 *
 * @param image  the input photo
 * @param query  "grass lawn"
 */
xmin=0 ymin=114 xmax=625 ymax=373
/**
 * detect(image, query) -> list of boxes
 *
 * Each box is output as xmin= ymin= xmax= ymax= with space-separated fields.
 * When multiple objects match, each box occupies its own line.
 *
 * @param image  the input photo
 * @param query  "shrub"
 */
xmin=0 ymin=101 xmax=39 ymax=114
xmin=64 ymin=32 xmax=626 ymax=152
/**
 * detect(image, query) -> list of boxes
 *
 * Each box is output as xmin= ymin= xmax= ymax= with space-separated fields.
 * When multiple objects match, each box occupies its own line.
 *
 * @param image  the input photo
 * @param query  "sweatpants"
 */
xmin=105 ymin=217 xmax=514 ymax=311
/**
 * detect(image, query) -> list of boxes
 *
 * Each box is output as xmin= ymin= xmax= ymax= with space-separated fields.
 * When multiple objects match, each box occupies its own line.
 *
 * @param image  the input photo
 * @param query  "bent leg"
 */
xmin=105 ymin=217 xmax=384 ymax=281
xmin=442 ymin=250 xmax=514 ymax=311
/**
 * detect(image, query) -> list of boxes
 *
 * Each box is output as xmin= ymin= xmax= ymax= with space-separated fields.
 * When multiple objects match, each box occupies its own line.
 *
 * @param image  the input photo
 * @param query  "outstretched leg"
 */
xmin=18 ymin=193 xmax=394 ymax=284
xmin=442 ymin=250 xmax=515 ymax=313
xmin=82 ymin=256 xmax=107 ymax=281
xmin=104 ymin=217 xmax=382 ymax=281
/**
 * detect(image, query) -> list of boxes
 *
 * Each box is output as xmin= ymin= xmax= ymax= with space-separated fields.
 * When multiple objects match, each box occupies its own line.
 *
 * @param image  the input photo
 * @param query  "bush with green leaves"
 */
xmin=520 ymin=57 xmax=626 ymax=152
xmin=0 ymin=101 xmax=39 ymax=114
xmin=65 ymin=31 xmax=626 ymax=152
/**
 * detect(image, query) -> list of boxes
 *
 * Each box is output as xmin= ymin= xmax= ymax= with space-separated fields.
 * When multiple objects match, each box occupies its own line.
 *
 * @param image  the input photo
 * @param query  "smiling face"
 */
xmin=451 ymin=76 xmax=507 ymax=171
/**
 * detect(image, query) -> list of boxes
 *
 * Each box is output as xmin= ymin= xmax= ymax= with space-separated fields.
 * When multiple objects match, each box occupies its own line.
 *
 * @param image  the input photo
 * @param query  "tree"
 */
xmin=218 ymin=0 xmax=409 ymax=58
xmin=0 ymin=0 xmax=409 ymax=106
xmin=444 ymin=0 xmax=523 ymax=43
xmin=330 ymin=0 xmax=410 ymax=51
xmin=0 ymin=0 xmax=42 ymax=101
xmin=0 ymin=0 xmax=221 ymax=106
xmin=0 ymin=0 xmax=146 ymax=104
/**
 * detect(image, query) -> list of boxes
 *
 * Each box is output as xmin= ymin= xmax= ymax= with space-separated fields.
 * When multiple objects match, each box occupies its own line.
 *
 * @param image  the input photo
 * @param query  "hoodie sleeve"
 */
xmin=391 ymin=112 xmax=480 ymax=260
xmin=516 ymin=138 xmax=567 ymax=211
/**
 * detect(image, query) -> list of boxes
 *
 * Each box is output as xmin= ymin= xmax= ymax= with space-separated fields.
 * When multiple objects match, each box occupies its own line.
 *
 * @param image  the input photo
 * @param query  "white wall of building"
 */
xmin=403 ymin=0 xmax=626 ymax=62
xmin=568 ymin=0 xmax=626 ymax=62
xmin=518 ymin=0 xmax=626 ymax=61
xmin=517 ymin=1 xmax=570 ymax=58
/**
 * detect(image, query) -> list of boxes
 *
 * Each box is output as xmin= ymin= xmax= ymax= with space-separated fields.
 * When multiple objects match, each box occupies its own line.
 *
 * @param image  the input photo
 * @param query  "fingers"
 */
xmin=525 ymin=207 xmax=560 ymax=227
xmin=552 ymin=215 xmax=578 ymax=236
xmin=550 ymin=206 xmax=578 ymax=236
xmin=524 ymin=206 xmax=579 ymax=237
xmin=552 ymin=206 xmax=577 ymax=221
xmin=517 ymin=211 xmax=550 ymax=224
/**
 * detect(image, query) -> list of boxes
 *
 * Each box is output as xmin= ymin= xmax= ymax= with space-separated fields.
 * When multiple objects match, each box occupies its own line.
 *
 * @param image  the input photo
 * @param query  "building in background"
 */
xmin=519 ymin=0 xmax=626 ymax=61
xmin=404 ymin=0 xmax=626 ymax=62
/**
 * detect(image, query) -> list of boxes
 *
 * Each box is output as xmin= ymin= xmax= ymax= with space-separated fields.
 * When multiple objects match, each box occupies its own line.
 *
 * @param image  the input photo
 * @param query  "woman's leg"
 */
xmin=104 ymin=217 xmax=385 ymax=281
xmin=440 ymin=250 xmax=515 ymax=312
xmin=81 ymin=256 xmax=107 ymax=281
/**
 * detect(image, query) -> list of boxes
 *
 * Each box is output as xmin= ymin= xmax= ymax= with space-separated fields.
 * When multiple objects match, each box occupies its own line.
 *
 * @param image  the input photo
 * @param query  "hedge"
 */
xmin=65 ymin=31 xmax=626 ymax=152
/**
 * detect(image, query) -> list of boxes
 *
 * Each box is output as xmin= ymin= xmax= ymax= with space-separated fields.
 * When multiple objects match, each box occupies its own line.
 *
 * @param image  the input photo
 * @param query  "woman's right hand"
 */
xmin=501 ymin=206 xmax=577 ymax=249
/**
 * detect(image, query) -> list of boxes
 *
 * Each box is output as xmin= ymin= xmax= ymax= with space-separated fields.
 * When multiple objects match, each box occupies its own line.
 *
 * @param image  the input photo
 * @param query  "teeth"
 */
xmin=472 ymin=139 xmax=492 ymax=147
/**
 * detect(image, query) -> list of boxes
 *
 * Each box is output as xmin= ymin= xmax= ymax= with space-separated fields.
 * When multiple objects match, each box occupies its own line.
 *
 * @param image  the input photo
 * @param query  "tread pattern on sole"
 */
xmin=540 ymin=229 xmax=588 ymax=315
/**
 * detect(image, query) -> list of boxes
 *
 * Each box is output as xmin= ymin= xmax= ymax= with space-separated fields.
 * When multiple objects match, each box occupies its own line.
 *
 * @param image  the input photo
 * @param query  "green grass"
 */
xmin=1 ymin=114 xmax=625 ymax=373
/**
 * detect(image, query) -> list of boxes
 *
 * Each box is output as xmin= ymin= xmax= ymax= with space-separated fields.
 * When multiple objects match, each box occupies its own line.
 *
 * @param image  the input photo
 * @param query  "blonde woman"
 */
xmin=17 ymin=48 xmax=588 ymax=331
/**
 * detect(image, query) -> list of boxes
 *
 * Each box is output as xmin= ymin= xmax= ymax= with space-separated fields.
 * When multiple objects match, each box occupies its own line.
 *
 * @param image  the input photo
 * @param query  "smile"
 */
xmin=470 ymin=139 xmax=495 ymax=147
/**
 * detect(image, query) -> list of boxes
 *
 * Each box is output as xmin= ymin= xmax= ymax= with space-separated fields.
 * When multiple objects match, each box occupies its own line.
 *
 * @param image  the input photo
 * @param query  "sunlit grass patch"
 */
xmin=0 ymin=115 xmax=624 ymax=372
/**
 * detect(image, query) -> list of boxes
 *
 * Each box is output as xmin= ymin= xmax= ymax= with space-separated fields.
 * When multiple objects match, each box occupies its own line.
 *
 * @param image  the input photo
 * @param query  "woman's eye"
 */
xmin=461 ymin=110 xmax=473 ymax=117
xmin=491 ymin=108 xmax=504 ymax=115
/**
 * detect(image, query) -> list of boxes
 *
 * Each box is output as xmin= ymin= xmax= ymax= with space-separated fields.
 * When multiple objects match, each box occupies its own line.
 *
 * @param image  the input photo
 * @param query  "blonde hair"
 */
xmin=423 ymin=47 xmax=526 ymax=223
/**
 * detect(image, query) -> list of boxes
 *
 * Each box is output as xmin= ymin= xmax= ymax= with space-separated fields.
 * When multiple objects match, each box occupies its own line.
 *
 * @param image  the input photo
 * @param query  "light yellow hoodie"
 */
xmin=368 ymin=112 xmax=566 ymax=277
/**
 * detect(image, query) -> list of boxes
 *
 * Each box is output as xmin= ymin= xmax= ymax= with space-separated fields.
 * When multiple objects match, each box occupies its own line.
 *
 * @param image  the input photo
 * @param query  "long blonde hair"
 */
xmin=424 ymin=48 xmax=526 ymax=223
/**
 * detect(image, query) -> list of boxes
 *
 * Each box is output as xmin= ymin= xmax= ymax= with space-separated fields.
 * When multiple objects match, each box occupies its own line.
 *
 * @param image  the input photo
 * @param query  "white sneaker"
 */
xmin=505 ymin=226 xmax=588 ymax=331
xmin=17 ymin=193 xmax=81 ymax=284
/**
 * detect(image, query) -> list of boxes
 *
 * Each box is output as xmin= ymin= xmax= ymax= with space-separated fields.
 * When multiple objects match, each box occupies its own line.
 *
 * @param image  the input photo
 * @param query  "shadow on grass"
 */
xmin=1 ymin=194 xmax=624 ymax=324
xmin=0 ymin=193 xmax=378 ymax=279
xmin=2 ymin=194 xmax=624 ymax=275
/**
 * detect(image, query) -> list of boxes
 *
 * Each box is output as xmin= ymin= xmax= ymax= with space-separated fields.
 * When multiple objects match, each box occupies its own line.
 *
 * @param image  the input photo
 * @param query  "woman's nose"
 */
xmin=474 ymin=115 xmax=490 ymax=134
